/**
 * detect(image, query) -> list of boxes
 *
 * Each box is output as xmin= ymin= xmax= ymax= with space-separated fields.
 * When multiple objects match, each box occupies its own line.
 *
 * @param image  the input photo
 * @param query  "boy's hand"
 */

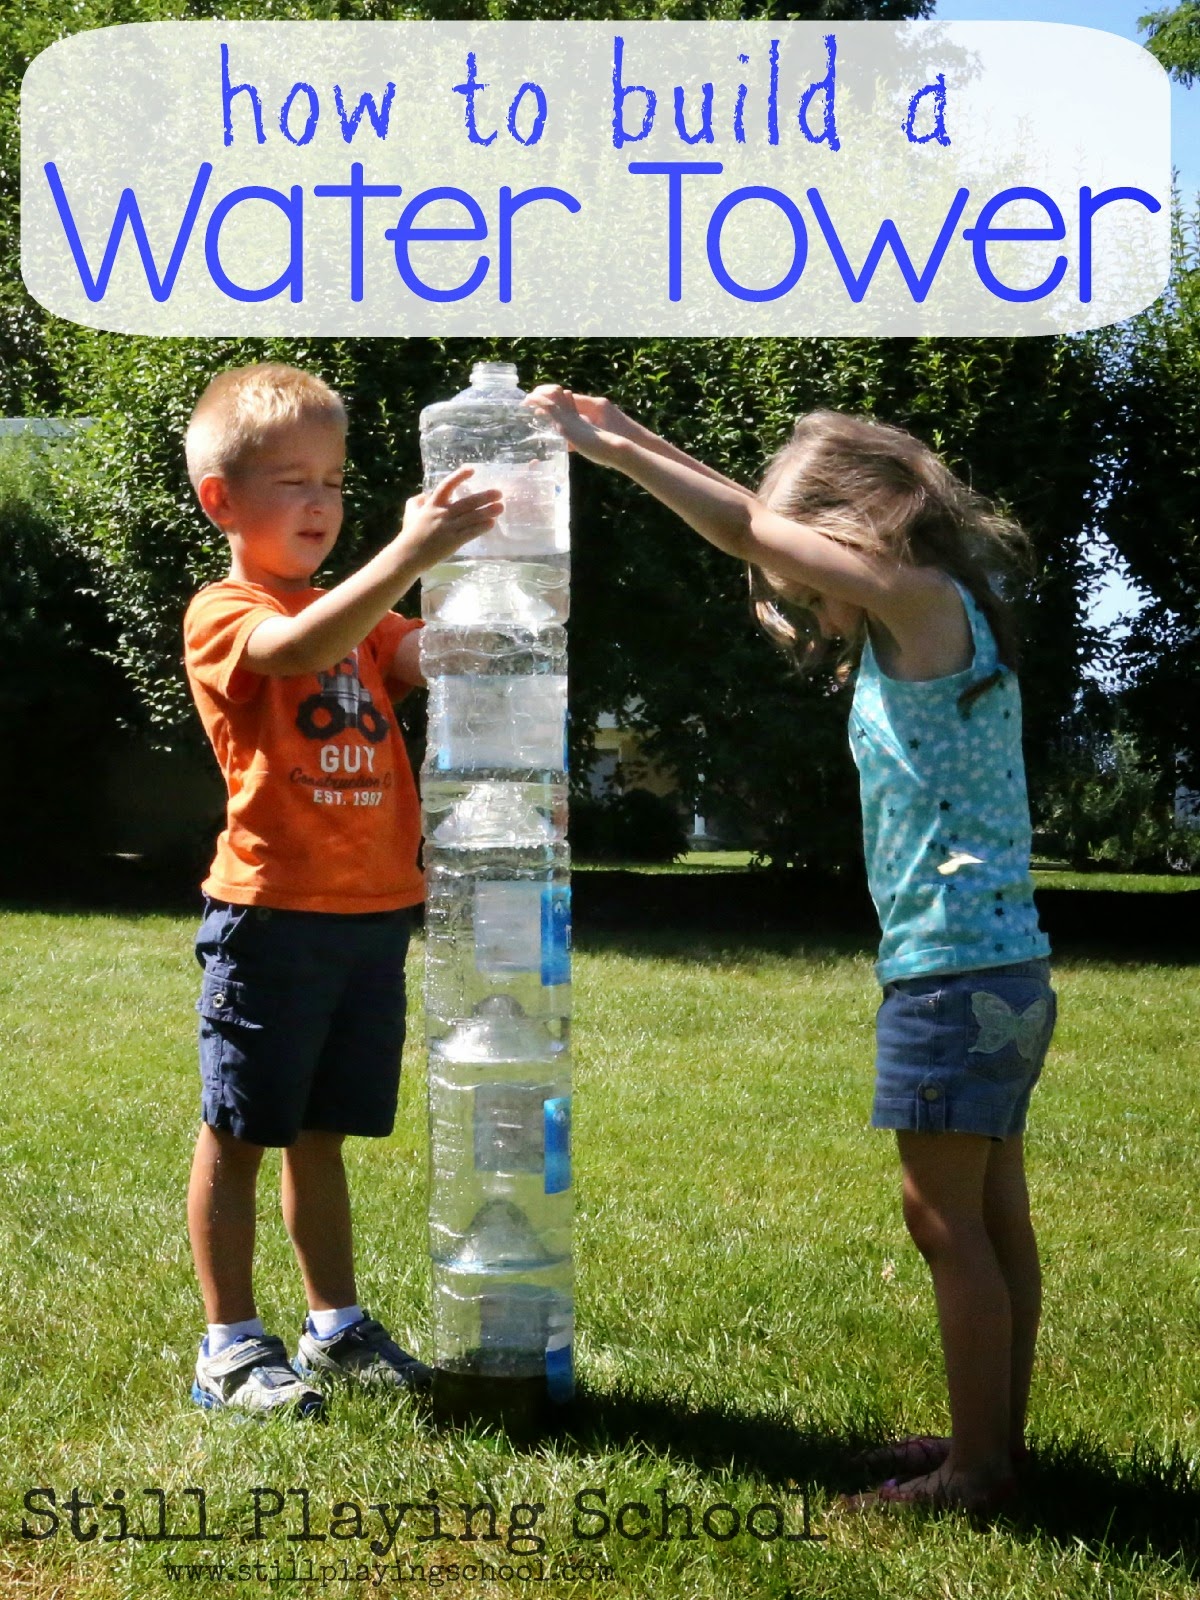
xmin=395 ymin=465 xmax=503 ymax=567
xmin=239 ymin=467 xmax=502 ymax=680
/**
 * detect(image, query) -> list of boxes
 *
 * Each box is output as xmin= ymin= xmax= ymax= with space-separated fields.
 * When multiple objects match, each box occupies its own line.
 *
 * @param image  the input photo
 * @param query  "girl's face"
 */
xmin=800 ymin=589 xmax=864 ymax=641
xmin=768 ymin=575 xmax=864 ymax=642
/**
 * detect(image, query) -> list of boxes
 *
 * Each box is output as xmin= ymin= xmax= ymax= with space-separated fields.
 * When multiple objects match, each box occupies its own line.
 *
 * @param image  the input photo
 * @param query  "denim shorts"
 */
xmin=195 ymin=898 xmax=412 ymax=1148
xmin=871 ymin=959 xmax=1056 ymax=1139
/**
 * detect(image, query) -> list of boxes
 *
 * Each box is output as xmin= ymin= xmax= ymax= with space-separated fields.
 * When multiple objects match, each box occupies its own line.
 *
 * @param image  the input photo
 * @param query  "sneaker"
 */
xmin=293 ymin=1314 xmax=433 ymax=1393
xmin=192 ymin=1333 xmax=326 ymax=1419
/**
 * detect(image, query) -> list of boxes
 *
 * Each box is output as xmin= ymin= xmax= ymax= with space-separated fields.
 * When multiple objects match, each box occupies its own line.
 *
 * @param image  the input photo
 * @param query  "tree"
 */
xmin=1083 ymin=7 xmax=1200 ymax=836
xmin=416 ymin=2 xmax=932 ymax=17
xmin=1140 ymin=2 xmax=1200 ymax=86
xmin=46 ymin=326 xmax=1108 ymax=871
xmin=544 ymin=334 xmax=1105 ymax=866
xmin=0 ymin=0 xmax=941 ymax=410
xmin=1097 ymin=205 xmax=1200 ymax=796
xmin=0 ymin=435 xmax=140 ymax=886
xmin=0 ymin=0 xmax=1125 ymax=873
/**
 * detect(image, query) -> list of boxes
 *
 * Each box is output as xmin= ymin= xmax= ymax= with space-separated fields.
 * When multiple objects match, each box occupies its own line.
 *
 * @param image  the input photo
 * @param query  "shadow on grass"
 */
xmin=5 ymin=862 xmax=1199 ymax=965
xmin=483 ymin=1384 xmax=1200 ymax=1571
xmin=575 ymin=927 xmax=879 ymax=965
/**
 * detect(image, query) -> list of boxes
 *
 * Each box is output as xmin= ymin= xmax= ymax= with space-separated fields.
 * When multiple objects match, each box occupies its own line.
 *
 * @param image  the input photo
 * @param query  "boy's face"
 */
xmin=201 ymin=417 xmax=346 ymax=591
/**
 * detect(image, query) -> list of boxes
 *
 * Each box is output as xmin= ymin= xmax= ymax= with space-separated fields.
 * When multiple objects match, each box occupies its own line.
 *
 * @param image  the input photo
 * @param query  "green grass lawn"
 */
xmin=1 ymin=911 xmax=1199 ymax=1598
xmin=575 ymin=851 xmax=758 ymax=873
xmin=1029 ymin=869 xmax=1200 ymax=893
xmin=576 ymin=855 xmax=1200 ymax=891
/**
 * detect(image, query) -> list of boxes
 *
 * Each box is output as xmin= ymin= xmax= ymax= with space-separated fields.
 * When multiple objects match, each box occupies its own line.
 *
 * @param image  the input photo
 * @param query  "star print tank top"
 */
xmin=849 ymin=579 xmax=1050 ymax=984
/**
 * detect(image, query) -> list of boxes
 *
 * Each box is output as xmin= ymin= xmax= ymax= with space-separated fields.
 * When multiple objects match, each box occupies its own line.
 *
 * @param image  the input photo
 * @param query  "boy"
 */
xmin=182 ymin=363 xmax=500 ymax=1416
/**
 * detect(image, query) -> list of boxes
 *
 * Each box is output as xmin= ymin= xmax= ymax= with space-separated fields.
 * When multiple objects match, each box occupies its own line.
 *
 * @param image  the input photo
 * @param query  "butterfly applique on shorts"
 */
xmin=969 ymin=991 xmax=1050 ymax=1061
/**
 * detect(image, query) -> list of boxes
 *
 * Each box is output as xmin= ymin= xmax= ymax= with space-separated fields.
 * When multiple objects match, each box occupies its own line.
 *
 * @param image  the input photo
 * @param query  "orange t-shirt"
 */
xmin=184 ymin=579 xmax=424 ymax=913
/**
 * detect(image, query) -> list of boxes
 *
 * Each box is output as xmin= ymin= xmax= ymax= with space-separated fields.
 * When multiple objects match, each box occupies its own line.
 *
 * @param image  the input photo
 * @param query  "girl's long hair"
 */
xmin=749 ymin=411 xmax=1032 ymax=687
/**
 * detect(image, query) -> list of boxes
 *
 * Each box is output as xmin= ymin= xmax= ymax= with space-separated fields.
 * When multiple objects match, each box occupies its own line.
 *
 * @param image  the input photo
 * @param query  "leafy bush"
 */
xmin=1035 ymin=729 xmax=1196 ymax=873
xmin=45 ymin=329 xmax=1109 ymax=874
xmin=572 ymin=788 xmax=689 ymax=863
xmin=0 ymin=435 xmax=137 ymax=884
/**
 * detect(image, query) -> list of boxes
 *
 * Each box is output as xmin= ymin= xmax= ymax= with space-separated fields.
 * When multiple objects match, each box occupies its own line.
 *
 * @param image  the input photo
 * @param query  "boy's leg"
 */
xmin=187 ymin=1122 xmax=265 ymax=1324
xmin=281 ymin=1130 xmax=357 ymax=1312
xmin=283 ymin=910 xmax=429 ymax=1391
xmin=188 ymin=1122 xmax=325 ymax=1417
xmin=284 ymin=1128 xmax=431 ymax=1392
xmin=895 ymin=1129 xmax=1013 ymax=1493
xmin=982 ymin=1134 xmax=1041 ymax=1455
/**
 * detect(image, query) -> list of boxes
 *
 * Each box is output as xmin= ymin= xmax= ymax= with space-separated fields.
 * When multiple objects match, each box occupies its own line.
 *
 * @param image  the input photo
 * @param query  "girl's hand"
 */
xmin=558 ymin=391 xmax=637 ymax=438
xmin=524 ymin=385 xmax=625 ymax=464
xmin=395 ymin=464 xmax=502 ymax=566
xmin=527 ymin=385 xmax=752 ymax=502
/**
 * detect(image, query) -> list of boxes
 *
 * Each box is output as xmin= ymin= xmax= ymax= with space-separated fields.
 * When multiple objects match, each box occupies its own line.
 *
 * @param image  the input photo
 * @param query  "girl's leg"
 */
xmin=895 ymin=1130 xmax=1013 ymax=1496
xmin=982 ymin=1134 xmax=1040 ymax=1455
xmin=281 ymin=1129 xmax=358 ymax=1313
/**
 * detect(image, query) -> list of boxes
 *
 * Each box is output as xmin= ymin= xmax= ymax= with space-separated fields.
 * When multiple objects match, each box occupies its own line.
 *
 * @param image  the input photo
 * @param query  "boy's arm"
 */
xmin=389 ymin=626 xmax=424 ymax=690
xmin=524 ymin=386 xmax=934 ymax=623
xmin=242 ymin=468 xmax=499 ymax=677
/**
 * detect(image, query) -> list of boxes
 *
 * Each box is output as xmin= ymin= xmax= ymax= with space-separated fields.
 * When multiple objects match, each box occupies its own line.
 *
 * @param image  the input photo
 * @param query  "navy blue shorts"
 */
xmin=195 ymin=898 xmax=412 ymax=1148
xmin=872 ymin=959 xmax=1056 ymax=1139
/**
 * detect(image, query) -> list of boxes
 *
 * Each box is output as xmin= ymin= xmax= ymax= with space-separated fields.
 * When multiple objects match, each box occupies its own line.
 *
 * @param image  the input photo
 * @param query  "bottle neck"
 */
xmin=470 ymin=362 xmax=520 ymax=392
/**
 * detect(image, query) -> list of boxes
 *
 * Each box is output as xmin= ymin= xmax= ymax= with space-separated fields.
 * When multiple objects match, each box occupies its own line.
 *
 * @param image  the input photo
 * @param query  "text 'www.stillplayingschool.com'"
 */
xmin=22 ymin=20 xmax=1169 ymax=338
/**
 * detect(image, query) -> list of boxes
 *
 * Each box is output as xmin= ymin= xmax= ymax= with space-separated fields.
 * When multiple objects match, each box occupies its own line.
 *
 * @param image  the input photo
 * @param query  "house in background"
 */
xmin=588 ymin=709 xmax=722 ymax=849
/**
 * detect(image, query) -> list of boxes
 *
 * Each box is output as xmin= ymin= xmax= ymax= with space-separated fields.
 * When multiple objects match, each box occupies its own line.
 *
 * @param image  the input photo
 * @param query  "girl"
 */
xmin=525 ymin=387 xmax=1055 ymax=1515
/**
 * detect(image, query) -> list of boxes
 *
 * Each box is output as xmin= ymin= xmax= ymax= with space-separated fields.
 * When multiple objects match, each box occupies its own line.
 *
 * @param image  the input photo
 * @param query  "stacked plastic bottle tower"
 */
xmin=419 ymin=362 xmax=573 ymax=1432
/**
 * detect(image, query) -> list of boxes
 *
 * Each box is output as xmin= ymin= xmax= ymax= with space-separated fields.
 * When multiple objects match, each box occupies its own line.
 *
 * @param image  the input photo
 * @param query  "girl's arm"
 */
xmin=525 ymin=386 xmax=931 ymax=620
xmin=551 ymin=393 xmax=754 ymax=500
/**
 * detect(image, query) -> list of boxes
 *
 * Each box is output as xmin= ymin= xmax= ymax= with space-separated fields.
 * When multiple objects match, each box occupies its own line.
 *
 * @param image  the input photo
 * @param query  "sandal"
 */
xmin=850 ymin=1437 xmax=1030 ymax=1479
xmin=850 ymin=1435 xmax=950 ymax=1477
xmin=842 ymin=1473 xmax=1018 ymax=1519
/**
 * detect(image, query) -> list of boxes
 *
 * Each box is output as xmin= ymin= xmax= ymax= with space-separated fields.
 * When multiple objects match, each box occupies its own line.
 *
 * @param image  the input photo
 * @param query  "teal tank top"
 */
xmin=849 ymin=581 xmax=1050 ymax=983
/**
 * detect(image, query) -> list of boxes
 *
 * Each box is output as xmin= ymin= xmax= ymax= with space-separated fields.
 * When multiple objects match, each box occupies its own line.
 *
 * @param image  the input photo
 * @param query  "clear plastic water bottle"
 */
xmin=422 ymin=624 xmax=567 ymax=777
xmin=428 ymin=998 xmax=572 ymax=1407
xmin=420 ymin=363 xmax=573 ymax=1432
xmin=422 ymin=779 xmax=570 ymax=1048
xmin=420 ymin=362 xmax=570 ymax=629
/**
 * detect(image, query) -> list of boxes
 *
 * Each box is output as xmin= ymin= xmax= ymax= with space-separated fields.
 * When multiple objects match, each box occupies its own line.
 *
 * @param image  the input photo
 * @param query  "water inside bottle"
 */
xmin=452 ymin=1198 xmax=554 ymax=1269
xmin=423 ymin=824 xmax=570 ymax=1020
xmin=444 ymin=458 xmax=568 ymax=559
xmin=422 ymin=555 xmax=569 ymax=628
xmin=426 ymin=675 xmax=568 ymax=774
xmin=420 ymin=361 xmax=574 ymax=1415
xmin=425 ymin=780 xmax=563 ymax=849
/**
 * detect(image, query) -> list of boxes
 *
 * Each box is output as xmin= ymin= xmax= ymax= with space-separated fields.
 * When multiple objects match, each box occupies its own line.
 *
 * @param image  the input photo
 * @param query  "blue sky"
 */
xmin=934 ymin=0 xmax=1196 ymax=632
xmin=933 ymin=0 xmax=1200 ymax=203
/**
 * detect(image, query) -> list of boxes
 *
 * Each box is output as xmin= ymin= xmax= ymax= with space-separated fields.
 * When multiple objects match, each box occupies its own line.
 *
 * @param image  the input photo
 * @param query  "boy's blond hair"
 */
xmin=185 ymin=362 xmax=347 ymax=490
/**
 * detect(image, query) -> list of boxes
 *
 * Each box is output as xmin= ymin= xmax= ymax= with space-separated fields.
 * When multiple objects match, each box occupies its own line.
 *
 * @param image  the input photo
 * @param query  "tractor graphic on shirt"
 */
xmin=295 ymin=650 xmax=389 ymax=744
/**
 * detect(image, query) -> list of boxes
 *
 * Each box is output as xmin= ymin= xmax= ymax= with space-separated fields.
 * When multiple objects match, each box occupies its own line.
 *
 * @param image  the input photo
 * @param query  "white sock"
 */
xmin=308 ymin=1304 xmax=363 ymax=1340
xmin=207 ymin=1317 xmax=265 ymax=1355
